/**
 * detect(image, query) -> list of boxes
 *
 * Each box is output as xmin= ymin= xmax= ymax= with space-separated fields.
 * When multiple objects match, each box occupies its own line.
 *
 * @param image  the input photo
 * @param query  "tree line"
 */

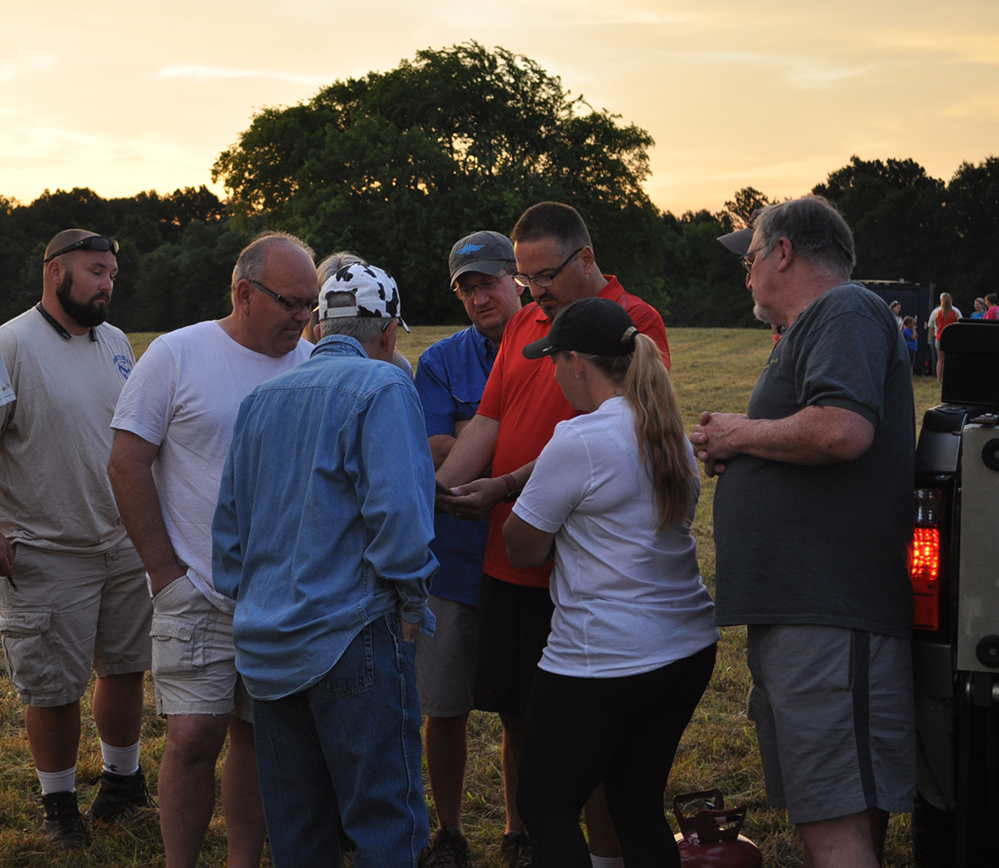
xmin=2 ymin=43 xmax=997 ymax=332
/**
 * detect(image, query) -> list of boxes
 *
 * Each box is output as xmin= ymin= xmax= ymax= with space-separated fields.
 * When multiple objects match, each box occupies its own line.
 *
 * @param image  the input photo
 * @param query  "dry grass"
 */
xmin=0 ymin=327 xmax=941 ymax=866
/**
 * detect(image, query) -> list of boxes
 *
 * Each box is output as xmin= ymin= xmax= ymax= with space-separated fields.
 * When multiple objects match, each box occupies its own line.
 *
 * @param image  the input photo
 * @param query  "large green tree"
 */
xmin=659 ymin=209 xmax=759 ymax=328
xmin=812 ymin=156 xmax=948 ymax=289
xmin=213 ymin=42 xmax=667 ymax=323
xmin=946 ymin=157 xmax=999 ymax=301
xmin=0 ymin=186 xmax=227 ymax=330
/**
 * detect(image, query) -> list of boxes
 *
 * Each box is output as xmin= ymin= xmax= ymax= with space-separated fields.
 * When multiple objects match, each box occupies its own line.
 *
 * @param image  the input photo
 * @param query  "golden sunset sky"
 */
xmin=2 ymin=0 xmax=997 ymax=215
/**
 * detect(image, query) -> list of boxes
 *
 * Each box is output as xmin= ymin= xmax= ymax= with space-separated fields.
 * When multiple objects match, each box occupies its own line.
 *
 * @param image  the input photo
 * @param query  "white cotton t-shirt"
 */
xmin=513 ymin=396 xmax=718 ymax=678
xmin=111 ymin=321 xmax=313 ymax=612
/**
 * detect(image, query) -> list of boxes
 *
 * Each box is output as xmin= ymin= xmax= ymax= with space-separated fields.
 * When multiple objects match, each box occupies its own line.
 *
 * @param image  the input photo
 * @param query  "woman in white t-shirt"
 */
xmin=504 ymin=297 xmax=718 ymax=868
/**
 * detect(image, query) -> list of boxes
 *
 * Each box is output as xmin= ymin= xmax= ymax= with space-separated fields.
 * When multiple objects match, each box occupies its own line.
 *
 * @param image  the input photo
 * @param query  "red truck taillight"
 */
xmin=910 ymin=488 xmax=943 ymax=631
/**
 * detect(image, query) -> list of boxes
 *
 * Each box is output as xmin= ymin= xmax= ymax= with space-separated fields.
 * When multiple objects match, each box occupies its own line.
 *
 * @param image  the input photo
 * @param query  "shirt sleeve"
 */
xmin=211 ymin=420 xmax=244 ymax=601
xmin=795 ymin=309 xmax=894 ymax=426
xmin=110 ymin=336 xmax=177 ymax=445
xmin=348 ymin=380 xmax=439 ymax=624
xmin=0 ymin=347 xmax=15 ymax=429
xmin=0 ymin=329 xmax=18 ymax=432
xmin=414 ymin=346 xmax=458 ymax=437
xmin=513 ymin=422 xmax=589 ymax=534
xmin=625 ymin=300 xmax=671 ymax=372
xmin=477 ymin=328 xmax=509 ymax=422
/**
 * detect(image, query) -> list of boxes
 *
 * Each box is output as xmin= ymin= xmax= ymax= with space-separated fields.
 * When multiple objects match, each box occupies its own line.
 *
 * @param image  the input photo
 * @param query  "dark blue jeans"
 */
xmin=252 ymin=614 xmax=429 ymax=867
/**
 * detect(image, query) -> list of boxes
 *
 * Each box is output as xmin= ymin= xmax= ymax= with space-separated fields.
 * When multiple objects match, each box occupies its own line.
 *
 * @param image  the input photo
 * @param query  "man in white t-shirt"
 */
xmin=108 ymin=232 xmax=317 ymax=868
xmin=0 ymin=230 xmax=152 ymax=850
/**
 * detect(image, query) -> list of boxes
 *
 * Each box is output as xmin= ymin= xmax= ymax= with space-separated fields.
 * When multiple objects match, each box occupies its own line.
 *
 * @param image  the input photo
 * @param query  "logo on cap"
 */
xmin=456 ymin=243 xmax=485 ymax=256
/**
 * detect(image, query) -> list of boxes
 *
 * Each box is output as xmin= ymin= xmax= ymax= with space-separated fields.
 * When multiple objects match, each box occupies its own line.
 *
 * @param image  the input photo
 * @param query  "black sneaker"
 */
xmin=500 ymin=830 xmax=532 ymax=868
xmin=420 ymin=826 xmax=469 ymax=867
xmin=86 ymin=767 xmax=154 ymax=822
xmin=41 ymin=790 xmax=89 ymax=850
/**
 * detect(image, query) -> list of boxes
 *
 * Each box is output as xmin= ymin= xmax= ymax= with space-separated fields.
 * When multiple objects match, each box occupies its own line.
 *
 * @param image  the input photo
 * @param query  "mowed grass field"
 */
xmin=0 ymin=327 xmax=942 ymax=867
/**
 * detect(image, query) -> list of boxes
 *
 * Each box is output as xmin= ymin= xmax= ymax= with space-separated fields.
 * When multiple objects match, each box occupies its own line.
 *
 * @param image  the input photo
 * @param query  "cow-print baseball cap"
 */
xmin=319 ymin=263 xmax=410 ymax=333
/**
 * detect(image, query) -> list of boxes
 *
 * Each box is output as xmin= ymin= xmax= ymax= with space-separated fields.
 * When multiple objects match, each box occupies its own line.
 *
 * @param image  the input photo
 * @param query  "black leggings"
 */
xmin=517 ymin=644 xmax=717 ymax=868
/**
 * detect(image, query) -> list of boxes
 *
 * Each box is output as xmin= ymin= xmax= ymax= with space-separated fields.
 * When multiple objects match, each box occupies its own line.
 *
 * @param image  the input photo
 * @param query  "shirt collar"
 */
xmin=312 ymin=333 xmax=368 ymax=359
xmin=35 ymin=303 xmax=97 ymax=342
xmin=470 ymin=325 xmax=498 ymax=362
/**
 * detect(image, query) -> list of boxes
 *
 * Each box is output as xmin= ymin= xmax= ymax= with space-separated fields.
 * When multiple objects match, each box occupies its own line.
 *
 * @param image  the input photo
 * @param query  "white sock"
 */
xmin=101 ymin=739 xmax=140 ymax=776
xmin=590 ymin=857 xmax=624 ymax=868
xmin=37 ymin=767 xmax=76 ymax=795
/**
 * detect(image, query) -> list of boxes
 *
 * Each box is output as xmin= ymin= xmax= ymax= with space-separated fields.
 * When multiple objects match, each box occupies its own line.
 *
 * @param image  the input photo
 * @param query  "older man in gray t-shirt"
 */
xmin=692 ymin=197 xmax=915 ymax=868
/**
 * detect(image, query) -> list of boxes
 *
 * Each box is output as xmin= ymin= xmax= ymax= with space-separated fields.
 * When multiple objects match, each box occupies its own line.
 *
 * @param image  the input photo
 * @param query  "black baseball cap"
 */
xmin=716 ymin=207 xmax=765 ymax=256
xmin=449 ymin=230 xmax=516 ymax=287
xmin=522 ymin=297 xmax=638 ymax=359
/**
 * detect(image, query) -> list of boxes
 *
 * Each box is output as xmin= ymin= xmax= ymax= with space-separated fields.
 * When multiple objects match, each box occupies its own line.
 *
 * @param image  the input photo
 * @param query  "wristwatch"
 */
xmin=501 ymin=473 xmax=522 ymax=503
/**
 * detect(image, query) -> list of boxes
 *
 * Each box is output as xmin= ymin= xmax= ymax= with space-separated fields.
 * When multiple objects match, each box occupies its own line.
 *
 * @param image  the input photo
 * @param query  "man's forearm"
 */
xmin=693 ymin=405 xmax=875 ymax=467
xmin=109 ymin=452 xmax=185 ymax=593
xmin=436 ymin=414 xmax=500 ymax=488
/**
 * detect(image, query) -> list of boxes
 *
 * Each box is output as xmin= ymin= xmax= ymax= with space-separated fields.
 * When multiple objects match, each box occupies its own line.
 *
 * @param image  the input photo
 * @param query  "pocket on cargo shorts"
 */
xmin=0 ymin=609 xmax=64 ymax=695
xmin=150 ymin=577 xmax=207 ymax=674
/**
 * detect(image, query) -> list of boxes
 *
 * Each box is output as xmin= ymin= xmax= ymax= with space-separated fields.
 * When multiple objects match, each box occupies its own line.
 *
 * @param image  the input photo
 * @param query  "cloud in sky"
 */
xmin=156 ymin=65 xmax=329 ymax=87
xmin=648 ymin=49 xmax=870 ymax=88
xmin=0 ymin=53 xmax=54 ymax=81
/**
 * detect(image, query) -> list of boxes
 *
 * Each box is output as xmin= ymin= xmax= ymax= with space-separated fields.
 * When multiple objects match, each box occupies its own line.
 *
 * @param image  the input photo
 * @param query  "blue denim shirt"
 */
xmin=414 ymin=325 xmax=496 ymax=606
xmin=212 ymin=335 xmax=438 ymax=700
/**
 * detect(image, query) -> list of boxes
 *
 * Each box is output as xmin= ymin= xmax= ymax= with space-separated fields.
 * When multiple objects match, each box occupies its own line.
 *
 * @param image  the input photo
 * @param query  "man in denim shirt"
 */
xmin=213 ymin=263 xmax=438 ymax=867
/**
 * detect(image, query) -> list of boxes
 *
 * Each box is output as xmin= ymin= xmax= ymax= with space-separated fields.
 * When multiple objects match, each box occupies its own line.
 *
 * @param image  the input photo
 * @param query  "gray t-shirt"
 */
xmin=713 ymin=283 xmax=915 ymax=638
xmin=0 ymin=307 xmax=134 ymax=553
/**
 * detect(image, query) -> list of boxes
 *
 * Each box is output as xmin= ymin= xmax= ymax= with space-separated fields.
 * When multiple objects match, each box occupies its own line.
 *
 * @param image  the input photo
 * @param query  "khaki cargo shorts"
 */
xmin=0 ymin=542 xmax=151 ymax=707
xmin=150 ymin=575 xmax=251 ymax=721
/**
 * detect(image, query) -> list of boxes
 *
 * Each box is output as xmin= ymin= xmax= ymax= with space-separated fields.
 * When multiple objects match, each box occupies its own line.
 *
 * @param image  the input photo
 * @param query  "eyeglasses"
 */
xmin=512 ymin=247 xmax=584 ymax=288
xmin=44 ymin=236 xmax=120 ymax=263
xmin=249 ymin=280 xmax=317 ymax=314
xmin=740 ymin=246 xmax=763 ymax=273
xmin=454 ymin=275 xmax=508 ymax=300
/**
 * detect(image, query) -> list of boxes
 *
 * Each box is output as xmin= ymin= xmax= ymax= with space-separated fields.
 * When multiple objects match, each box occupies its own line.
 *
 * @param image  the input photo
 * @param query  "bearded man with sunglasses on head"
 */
xmin=0 ymin=230 xmax=153 ymax=850
xmin=108 ymin=231 xmax=316 ymax=868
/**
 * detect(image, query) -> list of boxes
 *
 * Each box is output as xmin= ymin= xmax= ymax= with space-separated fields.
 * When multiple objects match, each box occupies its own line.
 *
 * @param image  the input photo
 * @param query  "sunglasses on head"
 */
xmin=44 ymin=236 xmax=120 ymax=263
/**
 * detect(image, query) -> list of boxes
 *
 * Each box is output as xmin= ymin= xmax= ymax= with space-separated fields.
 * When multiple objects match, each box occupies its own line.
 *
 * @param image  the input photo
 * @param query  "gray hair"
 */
xmin=317 ymin=250 xmax=366 ymax=286
xmin=319 ymin=292 xmax=384 ymax=343
xmin=754 ymin=196 xmax=855 ymax=279
xmin=232 ymin=231 xmax=315 ymax=293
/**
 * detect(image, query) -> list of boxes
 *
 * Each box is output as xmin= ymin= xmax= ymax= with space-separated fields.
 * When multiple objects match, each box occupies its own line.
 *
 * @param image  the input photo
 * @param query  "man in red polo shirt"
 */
xmin=437 ymin=201 xmax=669 ymax=868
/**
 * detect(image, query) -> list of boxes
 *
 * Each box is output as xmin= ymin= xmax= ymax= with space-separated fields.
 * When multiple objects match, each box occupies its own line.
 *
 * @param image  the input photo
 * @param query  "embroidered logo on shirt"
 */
xmin=113 ymin=354 xmax=133 ymax=380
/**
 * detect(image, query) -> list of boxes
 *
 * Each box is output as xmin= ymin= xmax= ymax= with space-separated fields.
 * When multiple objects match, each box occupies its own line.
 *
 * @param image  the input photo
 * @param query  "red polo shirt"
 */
xmin=477 ymin=276 xmax=670 ymax=586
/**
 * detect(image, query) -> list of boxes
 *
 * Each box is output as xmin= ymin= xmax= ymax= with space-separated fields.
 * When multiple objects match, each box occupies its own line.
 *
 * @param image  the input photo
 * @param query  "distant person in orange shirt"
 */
xmin=935 ymin=292 xmax=959 ymax=383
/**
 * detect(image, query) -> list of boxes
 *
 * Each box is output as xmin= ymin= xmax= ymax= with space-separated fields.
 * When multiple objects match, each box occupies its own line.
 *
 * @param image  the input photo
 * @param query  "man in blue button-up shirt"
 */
xmin=414 ymin=231 xmax=522 ymax=866
xmin=213 ymin=263 xmax=438 ymax=868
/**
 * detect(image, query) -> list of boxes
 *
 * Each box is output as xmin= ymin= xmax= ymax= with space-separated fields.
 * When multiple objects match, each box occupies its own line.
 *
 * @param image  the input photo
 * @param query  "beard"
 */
xmin=753 ymin=302 xmax=773 ymax=325
xmin=56 ymin=269 xmax=109 ymax=328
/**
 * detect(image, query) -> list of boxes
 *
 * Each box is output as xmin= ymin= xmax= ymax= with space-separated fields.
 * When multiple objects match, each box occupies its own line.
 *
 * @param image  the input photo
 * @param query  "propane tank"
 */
xmin=673 ymin=789 xmax=763 ymax=868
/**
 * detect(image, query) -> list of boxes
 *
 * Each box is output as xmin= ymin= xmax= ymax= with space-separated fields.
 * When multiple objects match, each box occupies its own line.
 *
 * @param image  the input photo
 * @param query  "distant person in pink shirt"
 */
xmin=985 ymin=293 xmax=999 ymax=320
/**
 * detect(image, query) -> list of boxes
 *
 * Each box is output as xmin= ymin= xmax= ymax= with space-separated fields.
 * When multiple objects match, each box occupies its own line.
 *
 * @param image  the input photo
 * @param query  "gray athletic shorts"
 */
xmin=150 ymin=574 xmax=252 ymax=721
xmin=747 ymin=624 xmax=916 ymax=825
xmin=0 ymin=542 xmax=151 ymax=707
xmin=415 ymin=594 xmax=479 ymax=717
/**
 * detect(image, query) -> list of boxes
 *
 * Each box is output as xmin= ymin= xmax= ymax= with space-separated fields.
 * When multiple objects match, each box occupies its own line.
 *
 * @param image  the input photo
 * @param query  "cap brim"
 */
xmin=717 ymin=226 xmax=754 ymax=256
xmin=522 ymin=336 xmax=555 ymax=359
xmin=450 ymin=260 xmax=510 ymax=287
